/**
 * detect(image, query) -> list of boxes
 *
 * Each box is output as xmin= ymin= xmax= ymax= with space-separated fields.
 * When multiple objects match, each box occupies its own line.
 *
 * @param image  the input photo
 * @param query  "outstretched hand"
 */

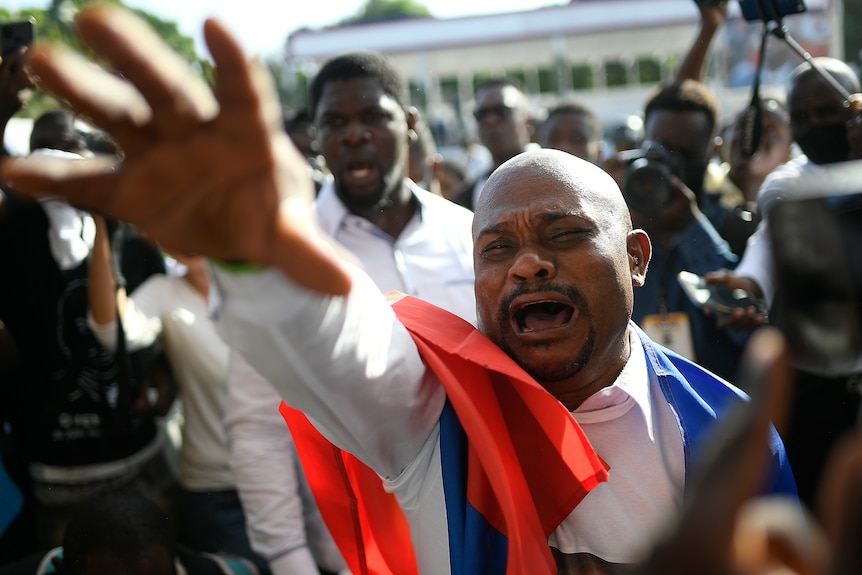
xmin=0 ymin=6 xmax=351 ymax=295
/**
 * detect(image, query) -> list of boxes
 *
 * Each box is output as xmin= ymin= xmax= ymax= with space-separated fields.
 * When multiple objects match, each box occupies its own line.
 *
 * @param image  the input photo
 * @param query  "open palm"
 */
xmin=0 ymin=6 xmax=350 ymax=295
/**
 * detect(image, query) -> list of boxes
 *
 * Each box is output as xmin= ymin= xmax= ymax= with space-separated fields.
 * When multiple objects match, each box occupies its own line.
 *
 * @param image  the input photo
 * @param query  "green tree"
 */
xmin=339 ymin=0 xmax=432 ymax=25
xmin=4 ymin=0 xmax=204 ymax=118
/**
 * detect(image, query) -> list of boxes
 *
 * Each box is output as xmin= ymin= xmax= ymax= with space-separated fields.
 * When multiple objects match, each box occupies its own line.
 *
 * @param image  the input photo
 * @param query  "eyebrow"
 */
xmin=476 ymin=210 xmax=583 ymax=238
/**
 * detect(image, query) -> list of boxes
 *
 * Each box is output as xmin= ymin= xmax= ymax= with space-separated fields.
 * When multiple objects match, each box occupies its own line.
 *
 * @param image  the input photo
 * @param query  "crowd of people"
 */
xmin=0 ymin=1 xmax=861 ymax=574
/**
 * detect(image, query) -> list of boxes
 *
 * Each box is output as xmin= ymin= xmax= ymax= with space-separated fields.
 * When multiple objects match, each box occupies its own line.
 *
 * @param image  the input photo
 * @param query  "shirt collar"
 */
xmin=315 ymin=178 xmax=427 ymax=237
xmin=573 ymin=327 xmax=655 ymax=440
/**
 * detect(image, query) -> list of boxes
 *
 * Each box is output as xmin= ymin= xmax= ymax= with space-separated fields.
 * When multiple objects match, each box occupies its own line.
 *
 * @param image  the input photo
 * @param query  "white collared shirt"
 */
xmin=315 ymin=179 xmax=476 ymax=324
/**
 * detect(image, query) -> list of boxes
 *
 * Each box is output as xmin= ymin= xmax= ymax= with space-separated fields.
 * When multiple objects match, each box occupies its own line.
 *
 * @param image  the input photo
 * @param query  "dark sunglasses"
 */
xmin=473 ymin=104 xmax=515 ymax=122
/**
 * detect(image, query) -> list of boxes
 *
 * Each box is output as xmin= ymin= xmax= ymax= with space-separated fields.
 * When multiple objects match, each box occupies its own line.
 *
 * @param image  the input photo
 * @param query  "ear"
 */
xmin=628 ymin=229 xmax=651 ymax=287
xmin=406 ymin=106 xmax=419 ymax=140
xmin=525 ymin=115 xmax=536 ymax=138
xmin=309 ymin=125 xmax=320 ymax=150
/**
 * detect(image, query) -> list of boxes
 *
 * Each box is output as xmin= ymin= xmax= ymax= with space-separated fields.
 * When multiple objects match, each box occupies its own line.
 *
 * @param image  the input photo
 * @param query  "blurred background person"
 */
xmin=536 ymin=100 xmax=603 ymax=164
xmin=452 ymin=77 xmax=535 ymax=210
xmin=86 ymin=215 xmax=269 ymax=572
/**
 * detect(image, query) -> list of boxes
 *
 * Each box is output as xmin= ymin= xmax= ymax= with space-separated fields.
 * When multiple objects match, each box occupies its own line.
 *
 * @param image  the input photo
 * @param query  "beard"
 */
xmin=492 ymin=281 xmax=596 ymax=383
xmin=335 ymin=162 xmax=402 ymax=212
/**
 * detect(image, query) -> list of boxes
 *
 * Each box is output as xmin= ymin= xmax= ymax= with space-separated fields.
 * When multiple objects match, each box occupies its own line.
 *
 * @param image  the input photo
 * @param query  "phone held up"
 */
xmin=1 ymin=17 xmax=35 ymax=56
xmin=737 ymin=0 xmax=806 ymax=22
xmin=677 ymin=271 xmax=761 ymax=315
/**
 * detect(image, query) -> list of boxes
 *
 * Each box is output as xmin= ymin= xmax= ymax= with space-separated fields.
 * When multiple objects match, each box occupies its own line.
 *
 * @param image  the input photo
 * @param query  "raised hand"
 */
xmin=0 ymin=6 xmax=351 ymax=295
xmin=704 ymin=269 xmax=768 ymax=331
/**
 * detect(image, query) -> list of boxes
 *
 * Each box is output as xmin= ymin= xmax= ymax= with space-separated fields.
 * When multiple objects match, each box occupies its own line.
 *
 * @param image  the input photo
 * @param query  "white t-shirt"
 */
xmin=214 ymin=265 xmax=685 ymax=574
xmin=90 ymin=275 xmax=233 ymax=490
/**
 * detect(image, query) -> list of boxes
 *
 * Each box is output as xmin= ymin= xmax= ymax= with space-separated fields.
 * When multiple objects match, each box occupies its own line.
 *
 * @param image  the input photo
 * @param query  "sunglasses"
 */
xmin=473 ymin=104 xmax=515 ymax=122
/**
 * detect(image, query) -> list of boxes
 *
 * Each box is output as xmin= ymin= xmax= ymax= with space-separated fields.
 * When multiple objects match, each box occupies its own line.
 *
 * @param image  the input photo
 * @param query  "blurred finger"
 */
xmin=24 ymin=43 xmax=152 ymax=153
xmin=635 ymin=328 xmax=793 ymax=575
xmin=0 ymin=154 xmax=120 ymax=215
xmin=816 ymin=433 xmax=862 ymax=575
xmin=205 ymin=19 xmax=284 ymax=139
xmin=75 ymin=6 xmax=218 ymax=137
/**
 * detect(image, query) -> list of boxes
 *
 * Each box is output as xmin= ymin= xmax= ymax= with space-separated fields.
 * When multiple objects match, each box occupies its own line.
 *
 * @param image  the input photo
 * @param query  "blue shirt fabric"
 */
xmin=632 ymin=216 xmax=747 ymax=383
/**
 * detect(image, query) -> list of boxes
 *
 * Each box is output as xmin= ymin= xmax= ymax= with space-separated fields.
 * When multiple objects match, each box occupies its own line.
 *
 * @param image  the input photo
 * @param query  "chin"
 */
xmin=505 ymin=334 xmax=595 ymax=385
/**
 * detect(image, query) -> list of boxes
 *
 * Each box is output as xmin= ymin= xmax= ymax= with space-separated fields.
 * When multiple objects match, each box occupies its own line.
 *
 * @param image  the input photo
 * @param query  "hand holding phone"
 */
xmin=1 ymin=18 xmax=35 ymax=56
xmin=678 ymin=270 xmax=761 ymax=314
xmin=1 ymin=18 xmax=34 ymax=82
xmin=737 ymin=0 xmax=806 ymax=23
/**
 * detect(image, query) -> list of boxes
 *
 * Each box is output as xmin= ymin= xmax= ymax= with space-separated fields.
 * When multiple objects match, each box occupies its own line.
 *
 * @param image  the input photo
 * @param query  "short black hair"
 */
xmin=62 ymin=492 xmax=176 ymax=575
xmin=474 ymin=76 xmax=527 ymax=97
xmin=309 ymin=51 xmax=408 ymax=117
xmin=29 ymin=109 xmax=87 ymax=154
xmin=544 ymin=100 xmax=602 ymax=139
xmin=284 ymin=107 xmax=314 ymax=132
xmin=644 ymin=79 xmax=719 ymax=135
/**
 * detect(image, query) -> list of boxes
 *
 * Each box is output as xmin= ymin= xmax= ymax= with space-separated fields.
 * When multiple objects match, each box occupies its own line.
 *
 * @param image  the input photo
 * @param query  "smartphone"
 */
xmin=737 ymin=0 xmax=806 ymax=22
xmin=1 ymin=18 xmax=35 ymax=56
xmin=678 ymin=271 xmax=759 ymax=314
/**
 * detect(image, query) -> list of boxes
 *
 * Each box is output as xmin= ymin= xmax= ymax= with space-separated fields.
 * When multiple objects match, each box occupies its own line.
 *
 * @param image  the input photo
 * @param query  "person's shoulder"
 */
xmin=634 ymin=324 xmax=746 ymax=399
xmin=129 ymin=272 xmax=172 ymax=296
xmin=413 ymin=184 xmax=475 ymax=226
xmin=757 ymin=155 xmax=811 ymax=215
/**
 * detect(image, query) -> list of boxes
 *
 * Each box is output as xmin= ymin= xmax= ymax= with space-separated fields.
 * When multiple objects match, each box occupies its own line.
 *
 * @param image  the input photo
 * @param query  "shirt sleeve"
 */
xmin=734 ymin=222 xmax=776 ymax=309
xmin=87 ymin=278 xmax=165 ymax=353
xmin=225 ymin=350 xmax=345 ymax=574
xmin=211 ymin=263 xmax=445 ymax=480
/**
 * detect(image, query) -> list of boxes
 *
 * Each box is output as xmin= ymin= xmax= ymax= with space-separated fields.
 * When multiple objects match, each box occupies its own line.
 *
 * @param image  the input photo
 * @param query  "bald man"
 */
xmin=0 ymin=7 xmax=797 ymax=574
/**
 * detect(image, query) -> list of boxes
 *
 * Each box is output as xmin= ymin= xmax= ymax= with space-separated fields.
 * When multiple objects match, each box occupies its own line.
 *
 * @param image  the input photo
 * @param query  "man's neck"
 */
xmin=353 ymin=181 xmax=417 ymax=240
xmin=545 ymin=327 xmax=634 ymax=412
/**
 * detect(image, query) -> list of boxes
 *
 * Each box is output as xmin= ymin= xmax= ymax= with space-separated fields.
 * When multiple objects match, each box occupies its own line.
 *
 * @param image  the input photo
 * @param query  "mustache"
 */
xmin=499 ymin=281 xmax=589 ymax=319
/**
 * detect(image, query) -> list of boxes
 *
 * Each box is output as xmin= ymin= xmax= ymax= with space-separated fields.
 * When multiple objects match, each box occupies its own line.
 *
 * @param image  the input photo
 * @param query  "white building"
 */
xmin=285 ymin=0 xmax=838 ymax=144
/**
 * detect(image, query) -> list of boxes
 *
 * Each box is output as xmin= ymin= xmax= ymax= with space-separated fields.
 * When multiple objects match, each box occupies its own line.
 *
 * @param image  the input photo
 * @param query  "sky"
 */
xmin=5 ymin=0 xmax=569 ymax=58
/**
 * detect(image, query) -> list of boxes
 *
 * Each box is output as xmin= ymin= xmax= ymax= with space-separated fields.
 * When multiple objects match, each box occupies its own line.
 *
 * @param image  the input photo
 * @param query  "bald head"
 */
xmin=787 ymin=57 xmax=860 ymax=164
xmin=789 ymin=57 xmax=860 ymax=97
xmin=470 ymin=148 xmax=651 ymax=408
xmin=475 ymin=149 xmax=632 ymax=238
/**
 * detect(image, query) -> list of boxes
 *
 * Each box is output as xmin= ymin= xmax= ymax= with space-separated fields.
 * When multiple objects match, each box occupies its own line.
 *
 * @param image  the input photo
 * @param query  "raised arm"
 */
xmin=0 ymin=5 xmax=350 ymax=296
xmin=676 ymin=0 xmax=728 ymax=82
xmin=87 ymin=214 xmax=127 ymax=326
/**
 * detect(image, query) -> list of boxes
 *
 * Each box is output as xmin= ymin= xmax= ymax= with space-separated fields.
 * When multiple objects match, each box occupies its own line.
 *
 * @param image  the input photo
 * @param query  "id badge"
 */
xmin=641 ymin=312 xmax=695 ymax=361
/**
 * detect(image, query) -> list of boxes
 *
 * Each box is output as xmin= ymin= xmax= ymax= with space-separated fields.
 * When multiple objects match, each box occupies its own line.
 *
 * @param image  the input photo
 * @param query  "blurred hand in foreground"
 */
xmin=0 ymin=6 xmax=350 ymax=295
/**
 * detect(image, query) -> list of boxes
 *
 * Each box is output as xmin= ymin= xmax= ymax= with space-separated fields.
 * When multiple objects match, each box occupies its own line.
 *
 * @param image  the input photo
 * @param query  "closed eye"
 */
xmin=479 ymin=240 xmax=516 ymax=260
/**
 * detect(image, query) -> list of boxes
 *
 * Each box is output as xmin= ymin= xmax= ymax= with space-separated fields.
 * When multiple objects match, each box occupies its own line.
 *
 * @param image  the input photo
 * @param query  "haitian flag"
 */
xmin=281 ymin=293 xmax=609 ymax=575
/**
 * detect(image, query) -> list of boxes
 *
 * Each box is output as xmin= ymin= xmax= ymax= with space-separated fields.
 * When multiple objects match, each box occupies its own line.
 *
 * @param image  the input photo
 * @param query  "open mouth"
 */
xmin=345 ymin=160 xmax=376 ymax=184
xmin=513 ymin=301 xmax=575 ymax=333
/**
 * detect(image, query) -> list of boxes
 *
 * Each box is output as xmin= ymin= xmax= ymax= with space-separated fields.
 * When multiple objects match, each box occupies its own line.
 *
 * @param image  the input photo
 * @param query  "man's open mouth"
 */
xmin=345 ymin=160 xmax=376 ymax=183
xmin=513 ymin=301 xmax=575 ymax=333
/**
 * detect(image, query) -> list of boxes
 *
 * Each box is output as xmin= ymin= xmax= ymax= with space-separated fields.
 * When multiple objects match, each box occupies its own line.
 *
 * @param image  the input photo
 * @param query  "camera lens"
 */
xmin=622 ymin=155 xmax=675 ymax=213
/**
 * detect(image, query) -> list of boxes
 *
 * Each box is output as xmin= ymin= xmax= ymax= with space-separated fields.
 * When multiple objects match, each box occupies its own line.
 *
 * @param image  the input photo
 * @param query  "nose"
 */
xmin=509 ymin=248 xmax=555 ymax=283
xmin=343 ymin=120 xmax=371 ymax=144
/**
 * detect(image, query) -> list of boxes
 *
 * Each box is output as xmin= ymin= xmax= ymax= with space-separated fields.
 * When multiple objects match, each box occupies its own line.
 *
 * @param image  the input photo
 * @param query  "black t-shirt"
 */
xmin=0 ymin=195 xmax=166 ymax=465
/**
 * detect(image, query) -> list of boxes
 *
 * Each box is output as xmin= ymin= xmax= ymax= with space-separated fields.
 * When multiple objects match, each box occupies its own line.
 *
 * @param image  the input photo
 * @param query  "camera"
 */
xmin=618 ymin=140 xmax=685 ymax=213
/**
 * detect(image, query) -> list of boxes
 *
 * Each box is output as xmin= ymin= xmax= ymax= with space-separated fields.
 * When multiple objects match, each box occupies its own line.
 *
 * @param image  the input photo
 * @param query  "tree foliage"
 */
xmin=3 ymin=0 xmax=204 ymax=118
xmin=339 ymin=0 xmax=432 ymax=25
